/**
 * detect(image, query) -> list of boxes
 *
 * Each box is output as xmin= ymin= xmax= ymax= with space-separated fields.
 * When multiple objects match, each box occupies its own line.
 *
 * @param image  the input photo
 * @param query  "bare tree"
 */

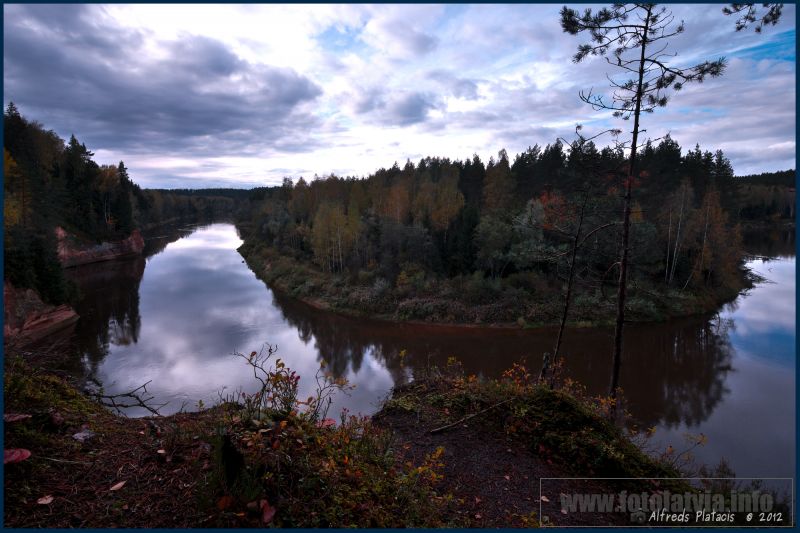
xmin=560 ymin=3 xmax=726 ymax=398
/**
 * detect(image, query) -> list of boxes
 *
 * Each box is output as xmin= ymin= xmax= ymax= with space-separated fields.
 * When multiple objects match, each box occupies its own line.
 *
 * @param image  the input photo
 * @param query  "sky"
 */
xmin=3 ymin=3 xmax=796 ymax=189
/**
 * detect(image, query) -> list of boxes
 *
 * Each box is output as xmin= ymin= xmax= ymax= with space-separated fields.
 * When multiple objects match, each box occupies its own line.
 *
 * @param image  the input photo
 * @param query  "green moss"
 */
xmin=4 ymin=356 xmax=99 ymax=417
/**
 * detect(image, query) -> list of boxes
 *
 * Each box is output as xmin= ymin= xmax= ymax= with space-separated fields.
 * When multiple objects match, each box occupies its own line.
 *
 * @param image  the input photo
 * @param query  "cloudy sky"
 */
xmin=4 ymin=4 xmax=796 ymax=189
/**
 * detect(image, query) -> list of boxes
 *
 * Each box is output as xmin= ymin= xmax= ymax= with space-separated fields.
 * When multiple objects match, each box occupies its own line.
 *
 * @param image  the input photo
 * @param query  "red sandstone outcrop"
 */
xmin=56 ymin=227 xmax=145 ymax=267
xmin=3 ymin=282 xmax=79 ymax=346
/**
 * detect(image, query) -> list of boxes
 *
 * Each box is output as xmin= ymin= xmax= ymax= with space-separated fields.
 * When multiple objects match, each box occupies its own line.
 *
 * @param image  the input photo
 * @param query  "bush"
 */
xmin=462 ymin=272 xmax=501 ymax=305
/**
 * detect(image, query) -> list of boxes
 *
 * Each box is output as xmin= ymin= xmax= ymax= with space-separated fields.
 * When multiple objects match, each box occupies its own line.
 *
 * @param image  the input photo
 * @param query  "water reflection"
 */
xmin=271 ymin=289 xmax=736 ymax=430
xmin=742 ymin=226 xmax=795 ymax=259
xmin=67 ymin=223 xmax=794 ymax=479
xmin=65 ymin=257 xmax=144 ymax=377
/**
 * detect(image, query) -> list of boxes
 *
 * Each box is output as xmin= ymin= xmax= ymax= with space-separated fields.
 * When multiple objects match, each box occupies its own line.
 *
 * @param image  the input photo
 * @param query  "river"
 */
xmin=62 ymin=222 xmax=795 ymax=480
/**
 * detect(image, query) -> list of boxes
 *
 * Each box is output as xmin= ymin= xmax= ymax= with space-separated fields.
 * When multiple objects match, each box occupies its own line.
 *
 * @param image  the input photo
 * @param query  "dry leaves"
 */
xmin=217 ymin=495 xmax=234 ymax=510
xmin=37 ymin=495 xmax=54 ymax=505
xmin=109 ymin=481 xmax=126 ymax=491
xmin=260 ymin=499 xmax=276 ymax=524
xmin=4 ymin=449 xmax=31 ymax=464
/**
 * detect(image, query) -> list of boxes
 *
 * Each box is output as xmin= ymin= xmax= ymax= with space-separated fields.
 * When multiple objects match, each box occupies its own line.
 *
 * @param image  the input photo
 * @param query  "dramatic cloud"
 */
xmin=3 ymin=3 xmax=795 ymax=188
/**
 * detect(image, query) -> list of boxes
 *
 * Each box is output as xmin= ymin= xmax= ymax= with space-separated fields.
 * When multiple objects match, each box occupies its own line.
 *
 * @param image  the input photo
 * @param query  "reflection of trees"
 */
xmin=268 ymin=285 xmax=735 ymax=430
xmin=270 ymin=288 xmax=562 ymax=385
xmin=65 ymin=225 xmax=193 ymax=377
xmin=269 ymin=290 xmax=408 ymax=386
xmin=141 ymin=223 xmax=206 ymax=258
xmin=65 ymin=256 xmax=145 ymax=376
xmin=742 ymin=227 xmax=795 ymax=259
xmin=610 ymin=315 xmax=734 ymax=429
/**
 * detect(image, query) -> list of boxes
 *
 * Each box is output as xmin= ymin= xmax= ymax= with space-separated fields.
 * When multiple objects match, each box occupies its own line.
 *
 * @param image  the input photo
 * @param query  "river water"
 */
xmin=63 ymin=223 xmax=795 ymax=480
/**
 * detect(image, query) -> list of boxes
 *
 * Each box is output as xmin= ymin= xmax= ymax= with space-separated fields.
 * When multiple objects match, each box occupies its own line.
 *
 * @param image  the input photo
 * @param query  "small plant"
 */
xmin=233 ymin=343 xmax=353 ymax=424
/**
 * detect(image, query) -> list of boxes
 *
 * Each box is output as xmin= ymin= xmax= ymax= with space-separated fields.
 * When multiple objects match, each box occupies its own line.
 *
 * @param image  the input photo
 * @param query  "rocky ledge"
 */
xmin=56 ymin=227 xmax=145 ymax=268
xmin=3 ymin=282 xmax=79 ymax=346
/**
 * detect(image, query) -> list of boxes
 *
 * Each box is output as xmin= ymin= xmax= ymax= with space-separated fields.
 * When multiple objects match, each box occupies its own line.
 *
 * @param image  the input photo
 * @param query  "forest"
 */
xmin=237 ymin=135 xmax=789 ymax=325
xmin=3 ymin=103 xmax=242 ymax=305
xmin=5 ymin=100 xmax=794 ymax=326
xmin=2 ymin=3 xmax=795 ymax=527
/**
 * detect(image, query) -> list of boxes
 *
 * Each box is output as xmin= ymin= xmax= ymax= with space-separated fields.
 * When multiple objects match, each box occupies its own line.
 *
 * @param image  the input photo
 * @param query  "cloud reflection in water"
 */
xmin=70 ymin=224 xmax=794 ymax=479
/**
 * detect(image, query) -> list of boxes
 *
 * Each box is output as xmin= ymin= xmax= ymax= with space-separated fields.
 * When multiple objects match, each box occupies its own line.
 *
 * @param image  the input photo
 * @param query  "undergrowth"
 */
xmin=198 ymin=344 xmax=458 ymax=527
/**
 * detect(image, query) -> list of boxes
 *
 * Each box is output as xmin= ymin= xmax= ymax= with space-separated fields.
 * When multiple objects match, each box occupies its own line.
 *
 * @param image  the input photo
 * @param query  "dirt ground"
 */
xmin=3 ymin=407 xmax=228 ymax=528
xmin=374 ymin=404 xmax=630 ymax=527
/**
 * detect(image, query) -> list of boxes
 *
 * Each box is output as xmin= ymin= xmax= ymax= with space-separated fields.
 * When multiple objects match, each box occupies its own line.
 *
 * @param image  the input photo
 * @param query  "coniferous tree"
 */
xmin=561 ymin=3 xmax=726 ymax=398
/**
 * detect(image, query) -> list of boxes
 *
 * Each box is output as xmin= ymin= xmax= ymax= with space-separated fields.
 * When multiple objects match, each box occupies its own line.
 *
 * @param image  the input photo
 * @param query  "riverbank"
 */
xmin=3 ymin=282 xmax=79 ymax=347
xmin=4 ymin=348 xmax=684 ymax=527
xmin=56 ymin=227 xmax=145 ymax=268
xmin=238 ymin=241 xmax=749 ymax=329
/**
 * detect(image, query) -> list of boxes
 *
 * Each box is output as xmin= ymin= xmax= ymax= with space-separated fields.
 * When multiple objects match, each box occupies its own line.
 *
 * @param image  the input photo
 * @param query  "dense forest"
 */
xmin=736 ymin=169 xmax=796 ymax=221
xmin=4 ymin=102 xmax=794 ymax=324
xmin=3 ymin=104 xmax=243 ymax=305
xmin=237 ymin=137 xmax=793 ymax=324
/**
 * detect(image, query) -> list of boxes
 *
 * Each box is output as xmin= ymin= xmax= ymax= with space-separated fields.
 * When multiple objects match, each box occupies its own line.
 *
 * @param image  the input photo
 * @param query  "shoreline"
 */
xmin=238 ymin=241 xmax=753 ymax=332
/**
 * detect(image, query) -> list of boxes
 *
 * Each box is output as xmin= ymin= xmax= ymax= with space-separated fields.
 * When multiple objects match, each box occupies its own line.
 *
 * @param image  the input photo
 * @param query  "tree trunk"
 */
xmin=610 ymin=5 xmax=651 ymax=400
xmin=669 ymin=184 xmax=686 ymax=284
xmin=684 ymin=199 xmax=710 ymax=290
xmin=547 ymin=190 xmax=588 ymax=384
xmin=665 ymin=209 xmax=672 ymax=283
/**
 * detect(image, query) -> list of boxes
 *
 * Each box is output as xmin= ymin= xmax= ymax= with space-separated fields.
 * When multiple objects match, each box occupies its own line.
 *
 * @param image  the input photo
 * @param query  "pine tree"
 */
xmin=561 ymin=3 xmax=725 ymax=398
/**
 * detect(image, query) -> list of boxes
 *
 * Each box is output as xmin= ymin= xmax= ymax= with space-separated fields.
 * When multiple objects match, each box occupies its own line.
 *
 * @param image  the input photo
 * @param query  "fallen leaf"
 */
xmin=260 ymin=499 xmax=276 ymax=524
xmin=540 ymin=495 xmax=550 ymax=503
xmin=504 ymin=475 xmax=510 ymax=481
xmin=217 ymin=495 xmax=234 ymax=510
xmin=72 ymin=429 xmax=96 ymax=443
xmin=4 ymin=449 xmax=31 ymax=464
xmin=109 ymin=481 xmax=126 ymax=491
xmin=4 ymin=413 xmax=32 ymax=423
xmin=37 ymin=495 xmax=54 ymax=505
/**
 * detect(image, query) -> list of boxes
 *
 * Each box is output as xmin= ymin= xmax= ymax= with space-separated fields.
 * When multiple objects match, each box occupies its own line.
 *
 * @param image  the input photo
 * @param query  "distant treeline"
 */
xmin=150 ymin=187 xmax=257 ymax=201
xmin=3 ymin=104 xmax=245 ymax=304
xmin=735 ymin=170 xmax=795 ymax=222
xmin=4 ymin=101 xmax=791 ymax=312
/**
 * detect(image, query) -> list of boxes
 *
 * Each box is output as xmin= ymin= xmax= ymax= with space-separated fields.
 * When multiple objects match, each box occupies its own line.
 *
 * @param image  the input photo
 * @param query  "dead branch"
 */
xmin=87 ymin=380 xmax=167 ymax=416
xmin=429 ymin=397 xmax=516 ymax=435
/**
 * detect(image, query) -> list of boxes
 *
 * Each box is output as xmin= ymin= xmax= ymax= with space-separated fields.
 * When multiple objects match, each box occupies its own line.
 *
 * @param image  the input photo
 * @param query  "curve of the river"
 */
xmin=63 ymin=222 xmax=795 ymax=480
